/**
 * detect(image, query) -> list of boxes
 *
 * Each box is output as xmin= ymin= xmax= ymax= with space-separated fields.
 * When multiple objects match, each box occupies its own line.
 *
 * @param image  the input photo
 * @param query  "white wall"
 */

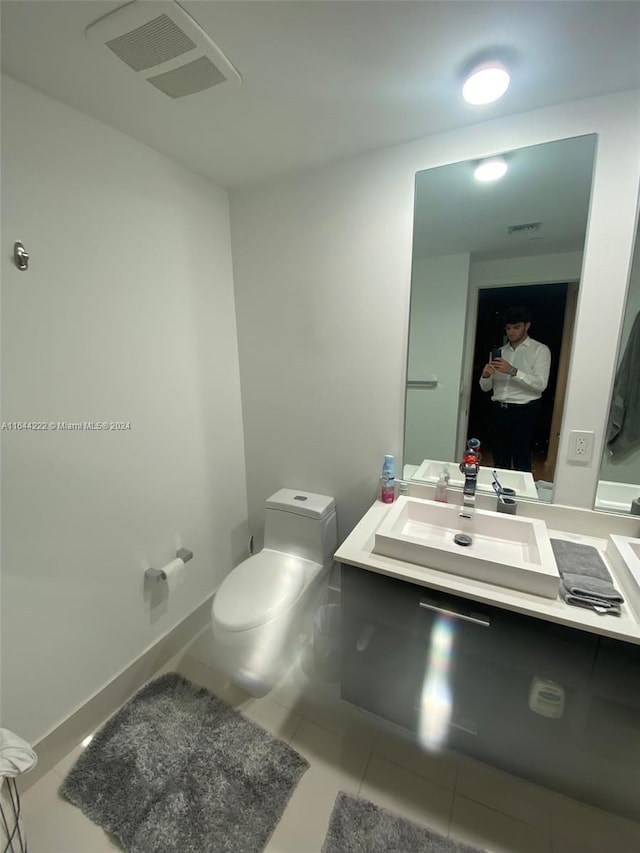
xmin=469 ymin=251 xmax=584 ymax=287
xmin=0 ymin=76 xmax=248 ymax=743
xmin=230 ymin=89 xmax=640 ymax=541
xmin=405 ymin=254 xmax=470 ymax=465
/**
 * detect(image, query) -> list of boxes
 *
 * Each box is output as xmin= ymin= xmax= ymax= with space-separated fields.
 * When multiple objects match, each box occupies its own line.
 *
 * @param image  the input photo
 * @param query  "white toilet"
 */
xmin=211 ymin=488 xmax=337 ymax=697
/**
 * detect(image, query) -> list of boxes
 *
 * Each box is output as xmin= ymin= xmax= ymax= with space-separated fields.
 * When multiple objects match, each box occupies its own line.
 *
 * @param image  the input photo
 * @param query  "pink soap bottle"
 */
xmin=380 ymin=455 xmax=396 ymax=504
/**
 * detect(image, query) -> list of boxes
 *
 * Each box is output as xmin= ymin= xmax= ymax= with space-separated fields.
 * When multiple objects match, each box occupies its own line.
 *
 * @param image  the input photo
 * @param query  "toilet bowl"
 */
xmin=211 ymin=488 xmax=337 ymax=697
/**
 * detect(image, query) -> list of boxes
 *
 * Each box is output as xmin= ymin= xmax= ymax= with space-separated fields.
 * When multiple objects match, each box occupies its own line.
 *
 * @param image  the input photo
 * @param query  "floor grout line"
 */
xmin=365 ymin=750 xmax=457 ymax=794
xmin=356 ymin=750 xmax=374 ymax=796
xmin=286 ymin=711 xmax=305 ymax=744
xmin=446 ymin=766 xmax=458 ymax=837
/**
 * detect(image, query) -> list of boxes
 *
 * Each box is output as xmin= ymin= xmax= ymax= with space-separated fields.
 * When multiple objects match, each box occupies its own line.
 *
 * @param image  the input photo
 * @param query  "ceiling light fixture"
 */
xmin=474 ymin=156 xmax=508 ymax=182
xmin=463 ymin=61 xmax=510 ymax=105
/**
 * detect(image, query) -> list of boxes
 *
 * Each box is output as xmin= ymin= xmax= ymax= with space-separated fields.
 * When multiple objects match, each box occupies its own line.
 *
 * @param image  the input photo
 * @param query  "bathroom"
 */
xmin=2 ymin=1 xmax=640 ymax=852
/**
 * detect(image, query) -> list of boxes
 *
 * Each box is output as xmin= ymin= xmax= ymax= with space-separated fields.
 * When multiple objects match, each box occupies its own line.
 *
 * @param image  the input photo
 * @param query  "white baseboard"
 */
xmin=18 ymin=596 xmax=213 ymax=794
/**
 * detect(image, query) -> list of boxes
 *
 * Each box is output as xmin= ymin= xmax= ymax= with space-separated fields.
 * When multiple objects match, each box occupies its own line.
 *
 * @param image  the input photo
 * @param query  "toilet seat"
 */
xmin=212 ymin=550 xmax=308 ymax=632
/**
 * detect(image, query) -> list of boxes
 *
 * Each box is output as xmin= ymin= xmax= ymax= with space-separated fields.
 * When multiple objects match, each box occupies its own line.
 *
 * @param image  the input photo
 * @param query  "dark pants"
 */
xmin=491 ymin=400 xmax=540 ymax=472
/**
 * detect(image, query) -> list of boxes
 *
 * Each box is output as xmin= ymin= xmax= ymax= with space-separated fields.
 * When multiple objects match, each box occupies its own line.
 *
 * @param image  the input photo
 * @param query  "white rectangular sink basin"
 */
xmin=410 ymin=459 xmax=539 ymax=500
xmin=595 ymin=480 xmax=640 ymax=514
xmin=373 ymin=496 xmax=560 ymax=599
xmin=606 ymin=535 xmax=640 ymax=616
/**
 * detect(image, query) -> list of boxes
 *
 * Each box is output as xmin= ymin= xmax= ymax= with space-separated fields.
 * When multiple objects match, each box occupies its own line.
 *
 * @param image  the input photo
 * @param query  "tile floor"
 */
xmin=20 ymin=636 xmax=640 ymax=853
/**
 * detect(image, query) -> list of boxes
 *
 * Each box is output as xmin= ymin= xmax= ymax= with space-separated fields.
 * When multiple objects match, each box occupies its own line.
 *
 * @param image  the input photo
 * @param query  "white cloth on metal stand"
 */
xmin=1 ymin=728 xmax=37 ymax=853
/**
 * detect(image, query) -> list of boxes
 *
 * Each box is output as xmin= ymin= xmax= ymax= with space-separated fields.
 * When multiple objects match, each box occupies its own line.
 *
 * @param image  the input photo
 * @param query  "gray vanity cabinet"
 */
xmin=341 ymin=564 xmax=596 ymax=746
xmin=339 ymin=563 xmax=640 ymax=820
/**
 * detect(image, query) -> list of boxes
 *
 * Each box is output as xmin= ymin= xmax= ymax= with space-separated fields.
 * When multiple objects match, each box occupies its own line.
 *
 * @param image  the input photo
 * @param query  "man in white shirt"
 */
xmin=479 ymin=306 xmax=551 ymax=472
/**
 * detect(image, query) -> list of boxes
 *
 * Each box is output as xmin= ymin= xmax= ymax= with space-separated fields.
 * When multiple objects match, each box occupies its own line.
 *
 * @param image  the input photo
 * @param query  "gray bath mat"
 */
xmin=322 ymin=792 xmax=486 ymax=853
xmin=60 ymin=672 xmax=308 ymax=852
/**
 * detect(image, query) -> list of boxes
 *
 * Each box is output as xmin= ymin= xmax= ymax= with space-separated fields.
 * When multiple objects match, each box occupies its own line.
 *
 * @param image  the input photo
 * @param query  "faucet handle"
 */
xmin=460 ymin=437 xmax=481 ymax=473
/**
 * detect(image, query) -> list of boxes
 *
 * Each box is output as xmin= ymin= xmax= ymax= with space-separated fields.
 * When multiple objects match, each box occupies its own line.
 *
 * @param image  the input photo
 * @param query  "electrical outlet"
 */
xmin=568 ymin=430 xmax=595 ymax=463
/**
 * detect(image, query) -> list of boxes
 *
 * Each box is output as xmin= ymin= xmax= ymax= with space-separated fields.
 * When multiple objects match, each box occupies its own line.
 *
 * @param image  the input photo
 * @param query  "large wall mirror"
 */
xmin=403 ymin=134 xmax=597 ymax=505
xmin=597 ymin=211 xmax=640 ymax=514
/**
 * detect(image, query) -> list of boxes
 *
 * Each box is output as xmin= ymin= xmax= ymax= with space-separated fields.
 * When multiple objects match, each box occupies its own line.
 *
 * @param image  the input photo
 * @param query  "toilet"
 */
xmin=211 ymin=488 xmax=337 ymax=697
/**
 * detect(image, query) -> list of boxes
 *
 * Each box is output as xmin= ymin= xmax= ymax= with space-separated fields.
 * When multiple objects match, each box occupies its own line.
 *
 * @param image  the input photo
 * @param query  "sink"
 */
xmin=595 ymin=480 xmax=640 ymax=514
xmin=606 ymin=535 xmax=640 ymax=616
xmin=373 ymin=496 xmax=560 ymax=598
xmin=410 ymin=459 xmax=539 ymax=500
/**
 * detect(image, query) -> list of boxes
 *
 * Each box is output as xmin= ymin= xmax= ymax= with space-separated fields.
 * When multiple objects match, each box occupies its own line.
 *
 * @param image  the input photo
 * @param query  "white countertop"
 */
xmin=334 ymin=499 xmax=640 ymax=645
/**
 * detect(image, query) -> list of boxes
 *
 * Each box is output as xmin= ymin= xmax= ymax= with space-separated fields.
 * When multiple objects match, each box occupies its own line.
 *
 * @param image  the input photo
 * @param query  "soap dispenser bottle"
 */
xmin=380 ymin=455 xmax=396 ymax=504
xmin=435 ymin=471 xmax=448 ymax=502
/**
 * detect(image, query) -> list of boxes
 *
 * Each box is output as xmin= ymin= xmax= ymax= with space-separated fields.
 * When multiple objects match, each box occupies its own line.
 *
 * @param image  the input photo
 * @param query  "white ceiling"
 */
xmin=1 ymin=1 xmax=639 ymax=189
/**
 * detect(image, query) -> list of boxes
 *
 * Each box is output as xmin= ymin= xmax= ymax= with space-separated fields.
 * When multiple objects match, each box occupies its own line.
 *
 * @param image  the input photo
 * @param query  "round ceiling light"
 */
xmin=474 ymin=156 xmax=508 ymax=182
xmin=463 ymin=61 xmax=510 ymax=105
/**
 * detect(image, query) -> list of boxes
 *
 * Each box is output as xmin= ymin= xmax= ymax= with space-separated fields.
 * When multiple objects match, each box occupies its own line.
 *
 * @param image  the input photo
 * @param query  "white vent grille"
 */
xmin=86 ymin=1 xmax=241 ymax=99
xmin=508 ymin=222 xmax=542 ymax=235
xmin=147 ymin=56 xmax=226 ymax=98
xmin=105 ymin=14 xmax=195 ymax=71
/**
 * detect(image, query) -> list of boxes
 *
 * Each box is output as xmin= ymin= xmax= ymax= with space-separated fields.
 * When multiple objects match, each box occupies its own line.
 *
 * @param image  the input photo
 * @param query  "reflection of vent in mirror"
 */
xmin=507 ymin=222 xmax=542 ymax=235
xmin=106 ymin=14 xmax=196 ymax=72
xmin=148 ymin=56 xmax=226 ymax=98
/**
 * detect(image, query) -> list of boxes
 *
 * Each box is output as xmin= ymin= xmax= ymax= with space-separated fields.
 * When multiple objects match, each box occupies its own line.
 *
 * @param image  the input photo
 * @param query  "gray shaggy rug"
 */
xmin=60 ymin=672 xmax=309 ymax=852
xmin=322 ymin=792 xmax=486 ymax=853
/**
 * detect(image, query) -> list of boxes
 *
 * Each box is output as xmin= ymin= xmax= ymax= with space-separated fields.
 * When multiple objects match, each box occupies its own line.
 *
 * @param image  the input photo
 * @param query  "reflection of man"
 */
xmin=479 ymin=306 xmax=551 ymax=472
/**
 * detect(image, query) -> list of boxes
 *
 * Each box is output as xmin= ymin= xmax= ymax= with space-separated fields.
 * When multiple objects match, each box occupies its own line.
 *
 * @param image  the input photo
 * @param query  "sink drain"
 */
xmin=454 ymin=533 xmax=473 ymax=547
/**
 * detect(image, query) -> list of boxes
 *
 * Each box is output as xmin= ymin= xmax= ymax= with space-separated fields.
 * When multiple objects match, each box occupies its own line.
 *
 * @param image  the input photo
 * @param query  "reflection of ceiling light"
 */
xmin=463 ymin=61 xmax=510 ymax=105
xmin=474 ymin=156 xmax=508 ymax=182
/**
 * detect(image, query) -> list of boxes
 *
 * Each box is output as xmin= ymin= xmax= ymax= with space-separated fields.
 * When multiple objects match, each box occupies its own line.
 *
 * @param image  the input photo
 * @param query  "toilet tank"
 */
xmin=263 ymin=489 xmax=337 ymax=566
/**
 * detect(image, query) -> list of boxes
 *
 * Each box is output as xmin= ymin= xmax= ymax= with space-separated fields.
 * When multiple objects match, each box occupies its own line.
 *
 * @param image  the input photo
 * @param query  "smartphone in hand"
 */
xmin=491 ymin=347 xmax=502 ymax=361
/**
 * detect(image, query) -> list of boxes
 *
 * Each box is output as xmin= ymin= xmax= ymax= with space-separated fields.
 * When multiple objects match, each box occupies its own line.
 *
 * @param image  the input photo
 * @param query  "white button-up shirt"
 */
xmin=479 ymin=336 xmax=551 ymax=404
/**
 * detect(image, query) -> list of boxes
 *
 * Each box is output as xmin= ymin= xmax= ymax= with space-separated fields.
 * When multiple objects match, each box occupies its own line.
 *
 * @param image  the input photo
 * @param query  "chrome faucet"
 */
xmin=459 ymin=438 xmax=481 ymax=517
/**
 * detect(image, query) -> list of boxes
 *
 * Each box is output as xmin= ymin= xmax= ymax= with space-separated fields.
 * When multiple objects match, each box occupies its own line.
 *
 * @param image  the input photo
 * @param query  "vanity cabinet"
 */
xmin=340 ymin=563 xmax=640 ymax=820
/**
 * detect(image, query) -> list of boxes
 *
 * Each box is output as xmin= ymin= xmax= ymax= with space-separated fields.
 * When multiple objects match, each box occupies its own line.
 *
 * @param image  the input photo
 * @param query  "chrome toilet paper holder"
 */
xmin=145 ymin=548 xmax=193 ymax=582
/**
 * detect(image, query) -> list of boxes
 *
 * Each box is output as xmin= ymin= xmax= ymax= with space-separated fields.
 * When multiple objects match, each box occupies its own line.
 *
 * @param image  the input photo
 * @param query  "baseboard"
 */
xmin=18 ymin=596 xmax=213 ymax=794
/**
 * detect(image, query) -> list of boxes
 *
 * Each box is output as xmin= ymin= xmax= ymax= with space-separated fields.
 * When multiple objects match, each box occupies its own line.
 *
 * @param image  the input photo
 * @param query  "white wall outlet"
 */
xmin=567 ymin=430 xmax=595 ymax=463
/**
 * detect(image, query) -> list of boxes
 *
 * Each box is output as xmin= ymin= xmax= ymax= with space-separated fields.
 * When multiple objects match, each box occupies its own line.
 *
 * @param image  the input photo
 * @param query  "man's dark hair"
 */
xmin=503 ymin=305 xmax=531 ymax=325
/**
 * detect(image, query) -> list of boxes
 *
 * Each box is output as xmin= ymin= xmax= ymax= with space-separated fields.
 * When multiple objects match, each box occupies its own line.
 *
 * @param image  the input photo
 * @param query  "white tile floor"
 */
xmin=20 ymin=641 xmax=640 ymax=853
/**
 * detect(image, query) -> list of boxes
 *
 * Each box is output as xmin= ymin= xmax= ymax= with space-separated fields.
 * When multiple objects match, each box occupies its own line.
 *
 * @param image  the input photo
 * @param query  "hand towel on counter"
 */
xmin=550 ymin=539 xmax=624 ymax=616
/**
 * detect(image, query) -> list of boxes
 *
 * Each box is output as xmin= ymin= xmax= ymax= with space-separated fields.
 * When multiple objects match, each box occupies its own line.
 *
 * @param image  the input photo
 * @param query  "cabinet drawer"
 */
xmin=340 ymin=617 xmax=424 ymax=730
xmin=341 ymin=565 xmax=597 ymax=690
xmin=341 ymin=564 xmax=424 ymax=632
xmin=342 ymin=564 xmax=492 ymax=637
xmin=468 ymin=607 xmax=597 ymax=691
xmin=591 ymin=638 xmax=640 ymax=709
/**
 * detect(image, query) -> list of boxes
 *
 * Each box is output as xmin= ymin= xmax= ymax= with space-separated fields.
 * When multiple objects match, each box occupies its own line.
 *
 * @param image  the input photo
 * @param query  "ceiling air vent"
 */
xmin=507 ymin=222 xmax=542 ymax=235
xmin=148 ymin=56 xmax=227 ymax=99
xmin=86 ymin=1 xmax=241 ymax=98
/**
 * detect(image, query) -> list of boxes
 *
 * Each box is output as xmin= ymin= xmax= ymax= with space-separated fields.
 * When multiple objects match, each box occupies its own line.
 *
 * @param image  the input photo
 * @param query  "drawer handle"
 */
xmin=419 ymin=600 xmax=490 ymax=628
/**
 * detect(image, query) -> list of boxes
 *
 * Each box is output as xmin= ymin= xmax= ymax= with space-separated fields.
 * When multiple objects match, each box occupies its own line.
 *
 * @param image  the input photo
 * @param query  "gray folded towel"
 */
xmin=550 ymin=538 xmax=624 ymax=616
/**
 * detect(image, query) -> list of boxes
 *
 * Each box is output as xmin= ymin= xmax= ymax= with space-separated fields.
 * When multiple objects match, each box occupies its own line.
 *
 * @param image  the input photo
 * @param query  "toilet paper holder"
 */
xmin=145 ymin=548 xmax=193 ymax=582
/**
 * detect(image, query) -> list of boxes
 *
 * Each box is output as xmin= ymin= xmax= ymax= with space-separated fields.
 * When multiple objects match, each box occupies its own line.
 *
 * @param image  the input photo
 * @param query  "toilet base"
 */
xmin=212 ymin=621 xmax=306 ymax=697
xmin=212 ymin=574 xmax=328 ymax=697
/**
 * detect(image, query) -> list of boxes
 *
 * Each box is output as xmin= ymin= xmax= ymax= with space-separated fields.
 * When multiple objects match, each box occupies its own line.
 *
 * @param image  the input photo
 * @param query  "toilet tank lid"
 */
xmin=265 ymin=489 xmax=335 ymax=519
